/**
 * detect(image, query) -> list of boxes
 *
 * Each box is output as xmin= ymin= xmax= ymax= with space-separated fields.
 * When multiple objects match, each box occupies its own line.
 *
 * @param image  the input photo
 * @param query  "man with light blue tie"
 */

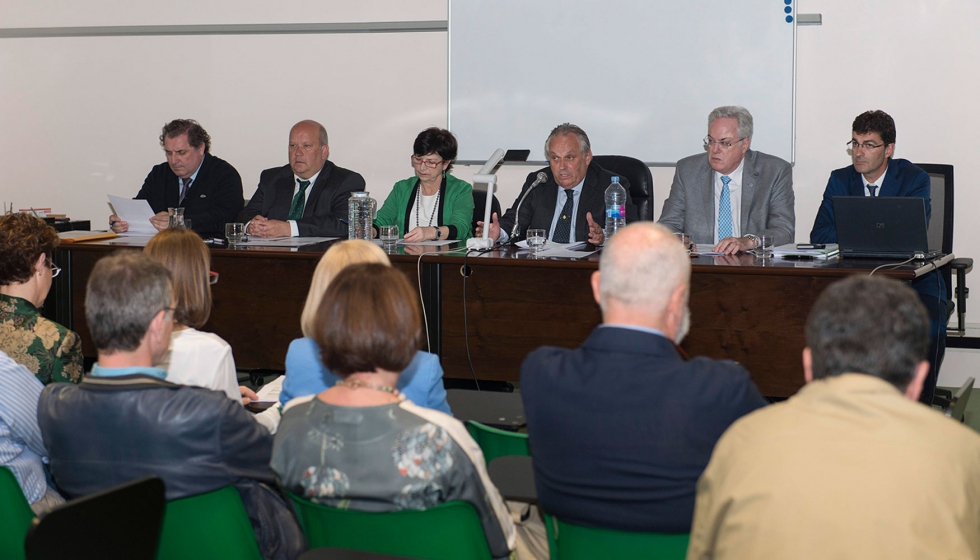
xmin=658 ymin=106 xmax=795 ymax=255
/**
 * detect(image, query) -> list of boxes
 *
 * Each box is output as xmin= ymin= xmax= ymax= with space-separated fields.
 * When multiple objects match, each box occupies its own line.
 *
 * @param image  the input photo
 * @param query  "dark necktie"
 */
xmin=289 ymin=179 xmax=311 ymax=220
xmin=552 ymin=190 xmax=575 ymax=243
xmin=868 ymin=184 xmax=878 ymax=197
xmin=178 ymin=177 xmax=193 ymax=205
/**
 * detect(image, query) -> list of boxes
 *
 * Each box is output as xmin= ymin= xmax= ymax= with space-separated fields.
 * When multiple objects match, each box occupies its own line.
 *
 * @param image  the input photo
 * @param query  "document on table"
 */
xmin=238 ymin=237 xmax=336 ymax=247
xmin=107 ymin=195 xmax=157 ymax=235
xmin=515 ymin=240 xmax=598 ymax=258
xmin=693 ymin=243 xmax=726 ymax=256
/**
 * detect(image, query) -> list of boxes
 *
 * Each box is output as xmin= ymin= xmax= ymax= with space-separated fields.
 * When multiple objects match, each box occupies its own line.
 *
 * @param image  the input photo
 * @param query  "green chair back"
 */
xmin=290 ymin=494 xmax=493 ymax=560
xmin=0 ymin=467 xmax=34 ymax=560
xmin=466 ymin=420 xmax=529 ymax=464
xmin=157 ymin=486 xmax=263 ymax=560
xmin=544 ymin=512 xmax=689 ymax=560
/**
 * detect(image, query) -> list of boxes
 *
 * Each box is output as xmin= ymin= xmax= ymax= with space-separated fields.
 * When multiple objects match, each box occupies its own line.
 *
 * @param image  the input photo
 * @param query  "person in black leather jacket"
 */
xmin=37 ymin=252 xmax=304 ymax=560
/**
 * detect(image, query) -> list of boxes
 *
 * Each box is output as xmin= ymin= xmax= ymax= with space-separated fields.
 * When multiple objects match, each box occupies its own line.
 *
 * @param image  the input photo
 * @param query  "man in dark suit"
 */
xmin=110 ymin=119 xmax=244 ymax=233
xmin=521 ymin=222 xmax=767 ymax=533
xmin=476 ymin=123 xmax=637 ymax=245
xmin=809 ymin=110 xmax=945 ymax=405
xmin=238 ymin=120 xmax=365 ymax=238
xmin=658 ymin=106 xmax=795 ymax=255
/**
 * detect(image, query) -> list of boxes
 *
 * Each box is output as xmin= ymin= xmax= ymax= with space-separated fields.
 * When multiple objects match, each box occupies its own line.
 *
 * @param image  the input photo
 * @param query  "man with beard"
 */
xmin=520 ymin=222 xmax=766 ymax=533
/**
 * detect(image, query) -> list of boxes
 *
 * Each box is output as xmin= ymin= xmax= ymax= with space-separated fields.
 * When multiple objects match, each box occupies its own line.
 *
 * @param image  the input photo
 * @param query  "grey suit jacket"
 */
xmin=657 ymin=149 xmax=795 ymax=246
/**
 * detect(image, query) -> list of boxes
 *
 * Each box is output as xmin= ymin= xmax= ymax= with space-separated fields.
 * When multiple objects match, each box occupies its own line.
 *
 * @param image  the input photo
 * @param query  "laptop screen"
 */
xmin=833 ymin=196 xmax=931 ymax=257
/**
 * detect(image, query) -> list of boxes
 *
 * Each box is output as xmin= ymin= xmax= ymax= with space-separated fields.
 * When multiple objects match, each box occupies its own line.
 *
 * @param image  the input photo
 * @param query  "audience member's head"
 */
xmin=0 ymin=213 xmax=60 ymax=301
xmin=300 ymin=240 xmax=390 ymax=337
xmin=805 ymin=275 xmax=929 ymax=396
xmin=85 ymin=252 xmax=173 ymax=358
xmin=144 ymin=227 xmax=212 ymax=329
xmin=313 ymin=263 xmax=421 ymax=378
xmin=593 ymin=222 xmax=692 ymax=343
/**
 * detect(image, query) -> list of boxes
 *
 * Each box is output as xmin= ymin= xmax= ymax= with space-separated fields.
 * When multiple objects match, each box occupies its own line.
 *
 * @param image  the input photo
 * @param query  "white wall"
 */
xmin=1 ymin=0 xmax=977 ymax=384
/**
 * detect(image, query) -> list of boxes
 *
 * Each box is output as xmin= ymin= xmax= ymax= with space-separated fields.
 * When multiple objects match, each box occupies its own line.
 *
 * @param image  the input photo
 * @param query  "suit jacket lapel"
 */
xmin=274 ymin=172 xmax=296 ymax=218
xmin=575 ymin=166 xmax=601 ymax=237
xmin=849 ymin=168 xmax=866 ymax=196
xmin=536 ymin=173 xmax=559 ymax=233
xmin=879 ymin=160 xmax=901 ymax=196
xmin=740 ymin=151 xmax=757 ymax=232
xmin=302 ymin=162 xmax=333 ymax=218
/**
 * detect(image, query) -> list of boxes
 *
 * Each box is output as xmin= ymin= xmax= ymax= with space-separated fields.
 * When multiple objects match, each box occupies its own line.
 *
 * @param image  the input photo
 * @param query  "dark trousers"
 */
xmin=919 ymin=294 xmax=947 ymax=405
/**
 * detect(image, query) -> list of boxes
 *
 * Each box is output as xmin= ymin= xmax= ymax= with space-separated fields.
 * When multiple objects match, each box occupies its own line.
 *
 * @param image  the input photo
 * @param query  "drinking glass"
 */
xmin=753 ymin=235 xmax=774 ymax=257
xmin=380 ymin=224 xmax=399 ymax=246
xmin=182 ymin=219 xmax=192 ymax=231
xmin=167 ymin=207 xmax=184 ymax=228
xmin=674 ymin=232 xmax=694 ymax=253
xmin=225 ymin=222 xmax=245 ymax=245
xmin=527 ymin=229 xmax=546 ymax=253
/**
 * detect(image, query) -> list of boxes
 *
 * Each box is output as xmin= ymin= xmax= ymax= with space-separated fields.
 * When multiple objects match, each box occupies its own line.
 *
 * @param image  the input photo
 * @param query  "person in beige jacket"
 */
xmin=687 ymin=275 xmax=980 ymax=560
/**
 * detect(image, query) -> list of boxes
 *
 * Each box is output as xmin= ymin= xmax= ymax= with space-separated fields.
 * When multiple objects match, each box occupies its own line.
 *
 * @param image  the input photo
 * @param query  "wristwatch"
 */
xmin=435 ymin=227 xmax=443 ymax=240
xmin=743 ymin=234 xmax=759 ymax=248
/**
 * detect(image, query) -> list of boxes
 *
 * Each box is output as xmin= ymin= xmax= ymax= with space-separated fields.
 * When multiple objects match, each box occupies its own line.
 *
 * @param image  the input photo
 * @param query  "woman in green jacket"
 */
xmin=375 ymin=128 xmax=474 ymax=242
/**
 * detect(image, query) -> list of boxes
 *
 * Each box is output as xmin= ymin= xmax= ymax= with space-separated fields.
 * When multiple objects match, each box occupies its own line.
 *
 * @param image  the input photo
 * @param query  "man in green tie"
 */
xmin=239 ymin=120 xmax=365 ymax=238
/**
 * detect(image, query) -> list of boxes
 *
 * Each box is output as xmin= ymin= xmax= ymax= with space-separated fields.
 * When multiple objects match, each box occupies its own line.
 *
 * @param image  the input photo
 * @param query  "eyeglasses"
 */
xmin=846 ymin=140 xmax=884 ymax=151
xmin=161 ymin=306 xmax=176 ymax=319
xmin=208 ymin=271 xmax=219 ymax=285
xmin=411 ymin=155 xmax=445 ymax=169
xmin=45 ymin=256 xmax=61 ymax=278
xmin=703 ymin=136 xmax=746 ymax=149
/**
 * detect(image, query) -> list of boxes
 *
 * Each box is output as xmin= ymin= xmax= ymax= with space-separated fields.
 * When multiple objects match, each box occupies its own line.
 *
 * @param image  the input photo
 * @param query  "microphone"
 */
xmin=509 ymin=171 xmax=549 ymax=241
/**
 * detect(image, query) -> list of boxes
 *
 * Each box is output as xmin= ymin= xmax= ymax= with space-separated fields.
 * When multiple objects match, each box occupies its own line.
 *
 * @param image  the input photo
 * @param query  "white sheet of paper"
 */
xmin=107 ymin=195 xmax=157 ymax=235
xmin=254 ymin=376 xmax=283 ymax=404
xmin=515 ymin=240 xmax=597 ymax=258
xmin=693 ymin=243 xmax=725 ymax=256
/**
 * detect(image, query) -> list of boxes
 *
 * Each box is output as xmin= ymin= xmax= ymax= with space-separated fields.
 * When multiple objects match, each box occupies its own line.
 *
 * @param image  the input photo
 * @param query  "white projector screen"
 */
xmin=449 ymin=0 xmax=796 ymax=164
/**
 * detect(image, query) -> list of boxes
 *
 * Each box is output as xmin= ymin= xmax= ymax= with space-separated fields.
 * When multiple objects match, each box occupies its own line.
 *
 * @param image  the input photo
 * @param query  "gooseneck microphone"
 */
xmin=509 ymin=171 xmax=549 ymax=241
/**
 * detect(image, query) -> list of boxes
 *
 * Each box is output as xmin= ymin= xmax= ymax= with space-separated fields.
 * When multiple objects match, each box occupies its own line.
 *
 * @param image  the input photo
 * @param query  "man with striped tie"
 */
xmin=658 ymin=106 xmax=796 ymax=255
xmin=109 ymin=119 xmax=244 ymax=234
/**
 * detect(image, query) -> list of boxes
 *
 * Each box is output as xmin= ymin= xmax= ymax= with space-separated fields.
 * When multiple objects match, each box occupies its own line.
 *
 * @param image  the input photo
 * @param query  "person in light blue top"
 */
xmin=281 ymin=240 xmax=450 ymax=414
xmin=0 ymin=349 xmax=65 ymax=514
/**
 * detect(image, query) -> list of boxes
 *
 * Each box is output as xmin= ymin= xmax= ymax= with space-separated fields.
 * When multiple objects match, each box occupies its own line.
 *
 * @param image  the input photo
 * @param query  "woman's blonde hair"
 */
xmin=143 ymin=228 xmax=212 ymax=329
xmin=300 ymin=240 xmax=390 ymax=337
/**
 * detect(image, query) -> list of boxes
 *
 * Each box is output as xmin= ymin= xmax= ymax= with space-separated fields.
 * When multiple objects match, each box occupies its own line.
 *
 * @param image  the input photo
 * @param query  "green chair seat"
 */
xmin=544 ymin=512 xmax=689 ymax=560
xmin=157 ymin=486 xmax=263 ymax=560
xmin=466 ymin=420 xmax=529 ymax=464
xmin=290 ymin=494 xmax=493 ymax=560
xmin=0 ymin=466 xmax=34 ymax=560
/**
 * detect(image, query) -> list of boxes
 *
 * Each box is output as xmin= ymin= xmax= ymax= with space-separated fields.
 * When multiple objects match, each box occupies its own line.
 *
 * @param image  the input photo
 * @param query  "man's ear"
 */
xmin=590 ymin=270 xmax=601 ymax=306
xmin=904 ymin=360 xmax=929 ymax=401
xmin=802 ymin=347 xmax=814 ymax=383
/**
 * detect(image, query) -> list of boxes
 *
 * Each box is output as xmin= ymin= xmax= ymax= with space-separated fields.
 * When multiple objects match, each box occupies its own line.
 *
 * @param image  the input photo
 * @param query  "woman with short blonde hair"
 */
xmin=281 ymin=240 xmax=450 ymax=414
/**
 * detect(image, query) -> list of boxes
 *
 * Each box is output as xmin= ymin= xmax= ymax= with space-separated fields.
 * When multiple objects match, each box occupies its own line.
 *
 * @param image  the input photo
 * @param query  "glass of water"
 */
xmin=167 ymin=207 xmax=184 ymax=228
xmin=380 ymin=224 xmax=399 ymax=246
xmin=673 ymin=232 xmax=694 ymax=253
xmin=225 ymin=222 xmax=245 ymax=245
xmin=753 ymin=235 xmax=774 ymax=257
xmin=527 ymin=229 xmax=546 ymax=253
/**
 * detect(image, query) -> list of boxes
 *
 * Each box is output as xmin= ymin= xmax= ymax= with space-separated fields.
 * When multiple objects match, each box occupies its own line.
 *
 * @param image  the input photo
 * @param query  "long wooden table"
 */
xmin=50 ymin=239 xmax=949 ymax=398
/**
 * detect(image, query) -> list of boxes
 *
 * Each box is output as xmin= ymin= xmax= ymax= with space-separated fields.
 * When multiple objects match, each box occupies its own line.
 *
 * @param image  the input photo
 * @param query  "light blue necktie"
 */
xmin=718 ymin=175 xmax=733 ymax=239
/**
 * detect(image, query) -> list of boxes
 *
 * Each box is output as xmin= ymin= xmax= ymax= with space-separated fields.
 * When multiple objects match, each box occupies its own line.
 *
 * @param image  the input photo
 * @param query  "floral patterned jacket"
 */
xmin=0 ymin=294 xmax=83 ymax=384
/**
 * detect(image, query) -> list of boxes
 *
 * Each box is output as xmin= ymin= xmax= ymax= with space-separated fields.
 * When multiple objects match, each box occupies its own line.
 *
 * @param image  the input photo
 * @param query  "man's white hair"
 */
xmin=598 ymin=222 xmax=691 ymax=315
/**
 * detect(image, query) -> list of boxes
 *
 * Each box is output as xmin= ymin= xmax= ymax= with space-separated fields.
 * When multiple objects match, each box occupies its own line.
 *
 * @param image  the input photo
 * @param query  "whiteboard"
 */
xmin=449 ymin=0 xmax=796 ymax=164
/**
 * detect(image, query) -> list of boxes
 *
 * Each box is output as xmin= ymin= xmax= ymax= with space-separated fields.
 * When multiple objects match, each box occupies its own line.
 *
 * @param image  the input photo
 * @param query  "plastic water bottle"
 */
xmin=348 ymin=192 xmax=376 ymax=240
xmin=604 ymin=176 xmax=627 ymax=240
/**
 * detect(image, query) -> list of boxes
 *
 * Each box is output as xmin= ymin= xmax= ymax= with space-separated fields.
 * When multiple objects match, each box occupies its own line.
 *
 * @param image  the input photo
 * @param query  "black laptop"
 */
xmin=833 ymin=196 xmax=941 ymax=259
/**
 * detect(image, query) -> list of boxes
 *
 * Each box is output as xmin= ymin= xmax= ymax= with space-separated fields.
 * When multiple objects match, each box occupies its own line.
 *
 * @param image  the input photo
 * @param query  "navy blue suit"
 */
xmin=809 ymin=158 xmax=946 ymax=403
xmin=135 ymin=153 xmax=243 ymax=233
xmin=521 ymin=326 xmax=766 ymax=533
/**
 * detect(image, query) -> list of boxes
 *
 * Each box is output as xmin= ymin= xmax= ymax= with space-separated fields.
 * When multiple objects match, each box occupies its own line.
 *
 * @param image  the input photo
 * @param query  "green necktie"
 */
xmin=288 ymin=179 xmax=311 ymax=220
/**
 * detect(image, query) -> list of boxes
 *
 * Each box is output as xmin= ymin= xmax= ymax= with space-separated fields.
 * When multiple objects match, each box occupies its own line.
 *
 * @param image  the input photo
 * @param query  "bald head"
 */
xmin=289 ymin=120 xmax=330 ymax=179
xmin=593 ymin=223 xmax=692 ymax=338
